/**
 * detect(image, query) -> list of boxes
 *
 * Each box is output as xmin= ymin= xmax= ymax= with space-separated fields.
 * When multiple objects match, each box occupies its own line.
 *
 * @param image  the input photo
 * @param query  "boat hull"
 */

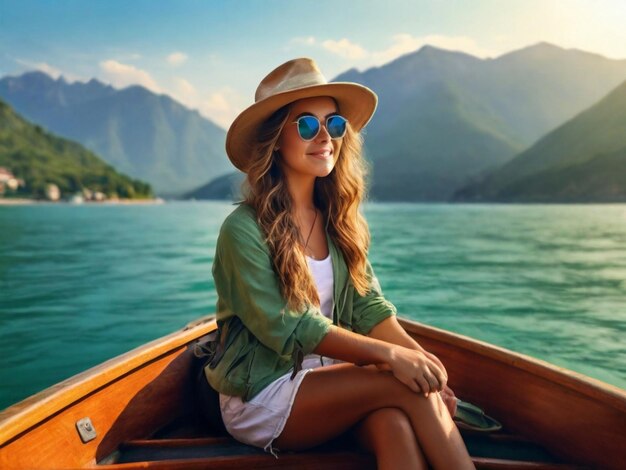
xmin=0 ymin=315 xmax=623 ymax=469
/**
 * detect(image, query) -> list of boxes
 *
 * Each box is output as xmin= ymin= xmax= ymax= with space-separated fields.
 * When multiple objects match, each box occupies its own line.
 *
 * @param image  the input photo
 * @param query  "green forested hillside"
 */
xmin=453 ymin=80 xmax=626 ymax=202
xmin=495 ymin=148 xmax=626 ymax=202
xmin=0 ymin=72 xmax=231 ymax=196
xmin=0 ymin=99 xmax=152 ymax=199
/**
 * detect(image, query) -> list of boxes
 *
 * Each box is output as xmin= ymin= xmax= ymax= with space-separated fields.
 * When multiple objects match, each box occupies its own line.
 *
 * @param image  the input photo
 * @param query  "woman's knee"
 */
xmin=367 ymin=408 xmax=414 ymax=439
xmin=354 ymin=408 xmax=415 ymax=452
xmin=355 ymin=408 xmax=429 ymax=469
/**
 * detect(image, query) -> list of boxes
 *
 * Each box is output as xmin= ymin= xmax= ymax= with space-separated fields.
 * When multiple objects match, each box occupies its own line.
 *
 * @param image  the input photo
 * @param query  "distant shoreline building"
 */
xmin=45 ymin=183 xmax=61 ymax=201
xmin=0 ymin=167 xmax=25 ymax=196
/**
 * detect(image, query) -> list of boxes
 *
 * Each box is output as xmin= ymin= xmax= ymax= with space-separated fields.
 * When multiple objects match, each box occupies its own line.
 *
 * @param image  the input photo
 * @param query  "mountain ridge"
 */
xmin=0 ymin=71 xmax=231 ymax=195
xmin=452 ymin=79 xmax=626 ymax=202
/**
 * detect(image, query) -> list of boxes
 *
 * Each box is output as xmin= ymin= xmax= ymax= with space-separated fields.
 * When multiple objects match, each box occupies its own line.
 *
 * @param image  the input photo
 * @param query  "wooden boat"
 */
xmin=0 ymin=315 xmax=624 ymax=469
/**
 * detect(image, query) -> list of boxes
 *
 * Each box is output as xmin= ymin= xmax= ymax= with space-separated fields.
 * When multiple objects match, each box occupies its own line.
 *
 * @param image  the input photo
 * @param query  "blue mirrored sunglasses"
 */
xmin=290 ymin=115 xmax=348 ymax=141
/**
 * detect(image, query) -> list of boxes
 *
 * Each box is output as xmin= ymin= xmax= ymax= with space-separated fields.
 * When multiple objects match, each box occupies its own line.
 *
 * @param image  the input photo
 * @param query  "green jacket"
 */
xmin=205 ymin=202 xmax=397 ymax=402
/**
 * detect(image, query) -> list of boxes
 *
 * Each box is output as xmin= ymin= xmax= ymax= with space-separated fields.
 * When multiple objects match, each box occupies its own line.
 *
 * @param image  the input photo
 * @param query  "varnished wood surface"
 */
xmin=399 ymin=317 xmax=626 ymax=470
xmin=95 ymin=451 xmax=378 ymax=469
xmin=93 ymin=455 xmax=590 ymax=470
xmin=0 ymin=314 xmax=623 ymax=469
xmin=399 ymin=318 xmax=626 ymax=407
xmin=0 ymin=320 xmax=216 ymax=447
xmin=0 ymin=321 xmax=216 ymax=469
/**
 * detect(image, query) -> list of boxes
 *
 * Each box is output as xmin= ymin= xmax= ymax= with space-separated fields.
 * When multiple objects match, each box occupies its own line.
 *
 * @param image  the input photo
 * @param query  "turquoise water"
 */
xmin=1 ymin=201 xmax=625 ymax=410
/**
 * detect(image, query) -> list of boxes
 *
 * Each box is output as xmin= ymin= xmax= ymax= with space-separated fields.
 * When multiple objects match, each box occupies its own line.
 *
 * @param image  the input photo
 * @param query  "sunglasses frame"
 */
xmin=289 ymin=114 xmax=348 ymax=141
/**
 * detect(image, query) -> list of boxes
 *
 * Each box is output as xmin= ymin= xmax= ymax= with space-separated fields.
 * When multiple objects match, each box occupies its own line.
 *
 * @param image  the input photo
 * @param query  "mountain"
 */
xmin=0 ymin=98 xmax=152 ymax=199
xmin=332 ymin=41 xmax=626 ymax=201
xmin=183 ymin=172 xmax=245 ymax=200
xmin=0 ymin=71 xmax=231 ymax=196
xmin=451 ymin=80 xmax=626 ymax=202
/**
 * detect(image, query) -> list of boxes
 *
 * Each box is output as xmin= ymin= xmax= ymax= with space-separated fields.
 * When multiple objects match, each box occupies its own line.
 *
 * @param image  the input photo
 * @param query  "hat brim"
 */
xmin=225 ymin=82 xmax=378 ymax=173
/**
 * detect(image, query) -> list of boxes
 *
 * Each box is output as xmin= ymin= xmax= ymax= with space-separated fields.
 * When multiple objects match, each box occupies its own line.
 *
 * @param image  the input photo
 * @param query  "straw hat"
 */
xmin=225 ymin=57 xmax=378 ymax=173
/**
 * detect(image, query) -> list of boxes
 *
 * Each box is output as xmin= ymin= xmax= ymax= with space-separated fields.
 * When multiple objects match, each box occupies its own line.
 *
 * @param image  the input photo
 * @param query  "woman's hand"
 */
xmin=382 ymin=345 xmax=448 ymax=397
xmin=421 ymin=350 xmax=448 ymax=381
xmin=378 ymin=352 xmax=456 ymax=414
xmin=417 ymin=350 xmax=456 ymax=415
xmin=439 ymin=384 xmax=457 ymax=417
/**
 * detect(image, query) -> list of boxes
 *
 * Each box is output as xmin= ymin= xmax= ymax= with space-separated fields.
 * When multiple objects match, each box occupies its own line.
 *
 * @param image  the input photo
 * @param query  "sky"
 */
xmin=1 ymin=0 xmax=625 ymax=129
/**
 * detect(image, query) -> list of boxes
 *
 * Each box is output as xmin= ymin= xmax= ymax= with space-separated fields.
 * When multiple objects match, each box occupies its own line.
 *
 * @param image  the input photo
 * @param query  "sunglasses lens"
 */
xmin=297 ymin=116 xmax=320 ymax=140
xmin=327 ymin=115 xmax=347 ymax=139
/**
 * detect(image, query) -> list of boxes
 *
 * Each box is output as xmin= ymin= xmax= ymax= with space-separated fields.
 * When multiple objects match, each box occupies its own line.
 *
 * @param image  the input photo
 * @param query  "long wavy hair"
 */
xmin=239 ymin=97 xmax=373 ymax=312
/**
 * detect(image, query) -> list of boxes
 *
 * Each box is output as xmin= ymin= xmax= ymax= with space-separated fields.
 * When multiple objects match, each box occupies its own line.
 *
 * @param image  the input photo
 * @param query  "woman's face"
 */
xmin=276 ymin=96 xmax=343 ymax=179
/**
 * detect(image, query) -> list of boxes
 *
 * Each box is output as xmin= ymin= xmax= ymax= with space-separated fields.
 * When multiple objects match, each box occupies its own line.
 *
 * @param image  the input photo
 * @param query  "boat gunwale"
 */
xmin=0 ymin=317 xmax=218 ymax=447
xmin=398 ymin=317 xmax=626 ymax=410
xmin=1 ymin=314 xmax=624 ymax=448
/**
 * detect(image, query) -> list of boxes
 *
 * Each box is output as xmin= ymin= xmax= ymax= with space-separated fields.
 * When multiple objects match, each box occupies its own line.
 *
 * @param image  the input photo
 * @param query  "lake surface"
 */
xmin=1 ymin=201 xmax=625 ymax=410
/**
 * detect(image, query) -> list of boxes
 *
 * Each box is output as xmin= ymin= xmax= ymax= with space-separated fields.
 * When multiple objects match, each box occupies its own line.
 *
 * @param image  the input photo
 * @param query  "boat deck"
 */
xmin=97 ymin=410 xmax=591 ymax=469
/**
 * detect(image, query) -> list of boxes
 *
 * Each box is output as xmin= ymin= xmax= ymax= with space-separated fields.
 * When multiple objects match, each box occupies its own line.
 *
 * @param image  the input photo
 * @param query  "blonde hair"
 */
xmin=239 ymin=98 xmax=372 ymax=312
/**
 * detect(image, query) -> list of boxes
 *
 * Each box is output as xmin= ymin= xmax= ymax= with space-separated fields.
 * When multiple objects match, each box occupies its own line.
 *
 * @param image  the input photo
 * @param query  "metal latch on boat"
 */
xmin=76 ymin=417 xmax=97 ymax=443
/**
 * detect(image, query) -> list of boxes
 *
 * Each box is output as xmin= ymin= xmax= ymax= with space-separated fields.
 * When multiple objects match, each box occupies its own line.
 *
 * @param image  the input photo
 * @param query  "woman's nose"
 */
xmin=316 ymin=122 xmax=331 ymax=141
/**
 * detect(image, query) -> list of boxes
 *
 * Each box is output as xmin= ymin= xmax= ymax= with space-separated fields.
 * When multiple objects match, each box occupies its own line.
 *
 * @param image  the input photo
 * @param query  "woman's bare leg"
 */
xmin=352 ymin=407 xmax=429 ymax=470
xmin=273 ymin=363 xmax=474 ymax=469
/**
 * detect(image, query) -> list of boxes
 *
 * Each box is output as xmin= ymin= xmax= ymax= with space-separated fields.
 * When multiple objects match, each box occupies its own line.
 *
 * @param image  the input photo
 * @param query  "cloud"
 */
xmin=287 ymin=33 xmax=499 ymax=68
xmin=175 ymin=77 xmax=196 ymax=97
xmin=161 ymin=77 xmax=244 ymax=129
xmin=381 ymin=33 xmax=498 ymax=61
xmin=17 ymin=60 xmax=62 ymax=78
xmin=112 ymin=52 xmax=142 ymax=61
xmin=169 ymin=77 xmax=198 ymax=109
xmin=321 ymin=38 xmax=368 ymax=60
xmin=369 ymin=33 xmax=424 ymax=64
xmin=290 ymin=36 xmax=316 ymax=46
xmin=99 ymin=59 xmax=161 ymax=93
xmin=167 ymin=52 xmax=188 ymax=66
xmin=13 ymin=58 xmax=83 ymax=82
xmin=199 ymin=86 xmax=248 ymax=129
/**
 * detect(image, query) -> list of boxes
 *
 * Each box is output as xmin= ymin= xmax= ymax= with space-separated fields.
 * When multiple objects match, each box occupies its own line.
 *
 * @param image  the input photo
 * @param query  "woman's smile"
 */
xmin=307 ymin=148 xmax=333 ymax=160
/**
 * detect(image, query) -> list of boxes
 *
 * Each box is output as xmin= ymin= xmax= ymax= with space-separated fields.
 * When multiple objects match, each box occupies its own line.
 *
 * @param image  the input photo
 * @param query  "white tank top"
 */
xmin=304 ymin=252 xmax=334 ymax=365
xmin=306 ymin=252 xmax=334 ymax=320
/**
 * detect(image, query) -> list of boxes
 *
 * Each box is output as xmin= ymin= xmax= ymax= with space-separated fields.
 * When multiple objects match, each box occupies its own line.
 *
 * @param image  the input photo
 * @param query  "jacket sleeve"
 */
xmin=351 ymin=258 xmax=398 ymax=335
xmin=212 ymin=213 xmax=332 ymax=358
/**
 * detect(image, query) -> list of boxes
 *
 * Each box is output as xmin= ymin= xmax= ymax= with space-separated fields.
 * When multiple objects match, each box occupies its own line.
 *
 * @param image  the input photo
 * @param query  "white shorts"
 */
xmin=219 ymin=354 xmax=346 ymax=458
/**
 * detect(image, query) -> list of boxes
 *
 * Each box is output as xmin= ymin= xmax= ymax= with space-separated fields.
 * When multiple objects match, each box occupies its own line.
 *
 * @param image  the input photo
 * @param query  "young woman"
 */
xmin=205 ymin=57 xmax=475 ymax=469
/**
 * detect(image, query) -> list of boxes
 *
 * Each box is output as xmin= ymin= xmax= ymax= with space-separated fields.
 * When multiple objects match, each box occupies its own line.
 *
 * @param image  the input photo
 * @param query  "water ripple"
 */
xmin=1 ymin=201 xmax=624 ymax=409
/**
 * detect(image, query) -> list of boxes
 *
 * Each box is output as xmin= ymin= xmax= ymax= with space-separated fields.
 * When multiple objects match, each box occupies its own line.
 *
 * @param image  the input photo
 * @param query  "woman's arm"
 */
xmin=313 ymin=324 xmax=447 ymax=397
xmin=367 ymin=316 xmax=457 ymax=415
xmin=368 ymin=315 xmax=426 ymax=351
xmin=313 ymin=323 xmax=392 ymax=367
xmin=368 ymin=316 xmax=447 ymax=376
